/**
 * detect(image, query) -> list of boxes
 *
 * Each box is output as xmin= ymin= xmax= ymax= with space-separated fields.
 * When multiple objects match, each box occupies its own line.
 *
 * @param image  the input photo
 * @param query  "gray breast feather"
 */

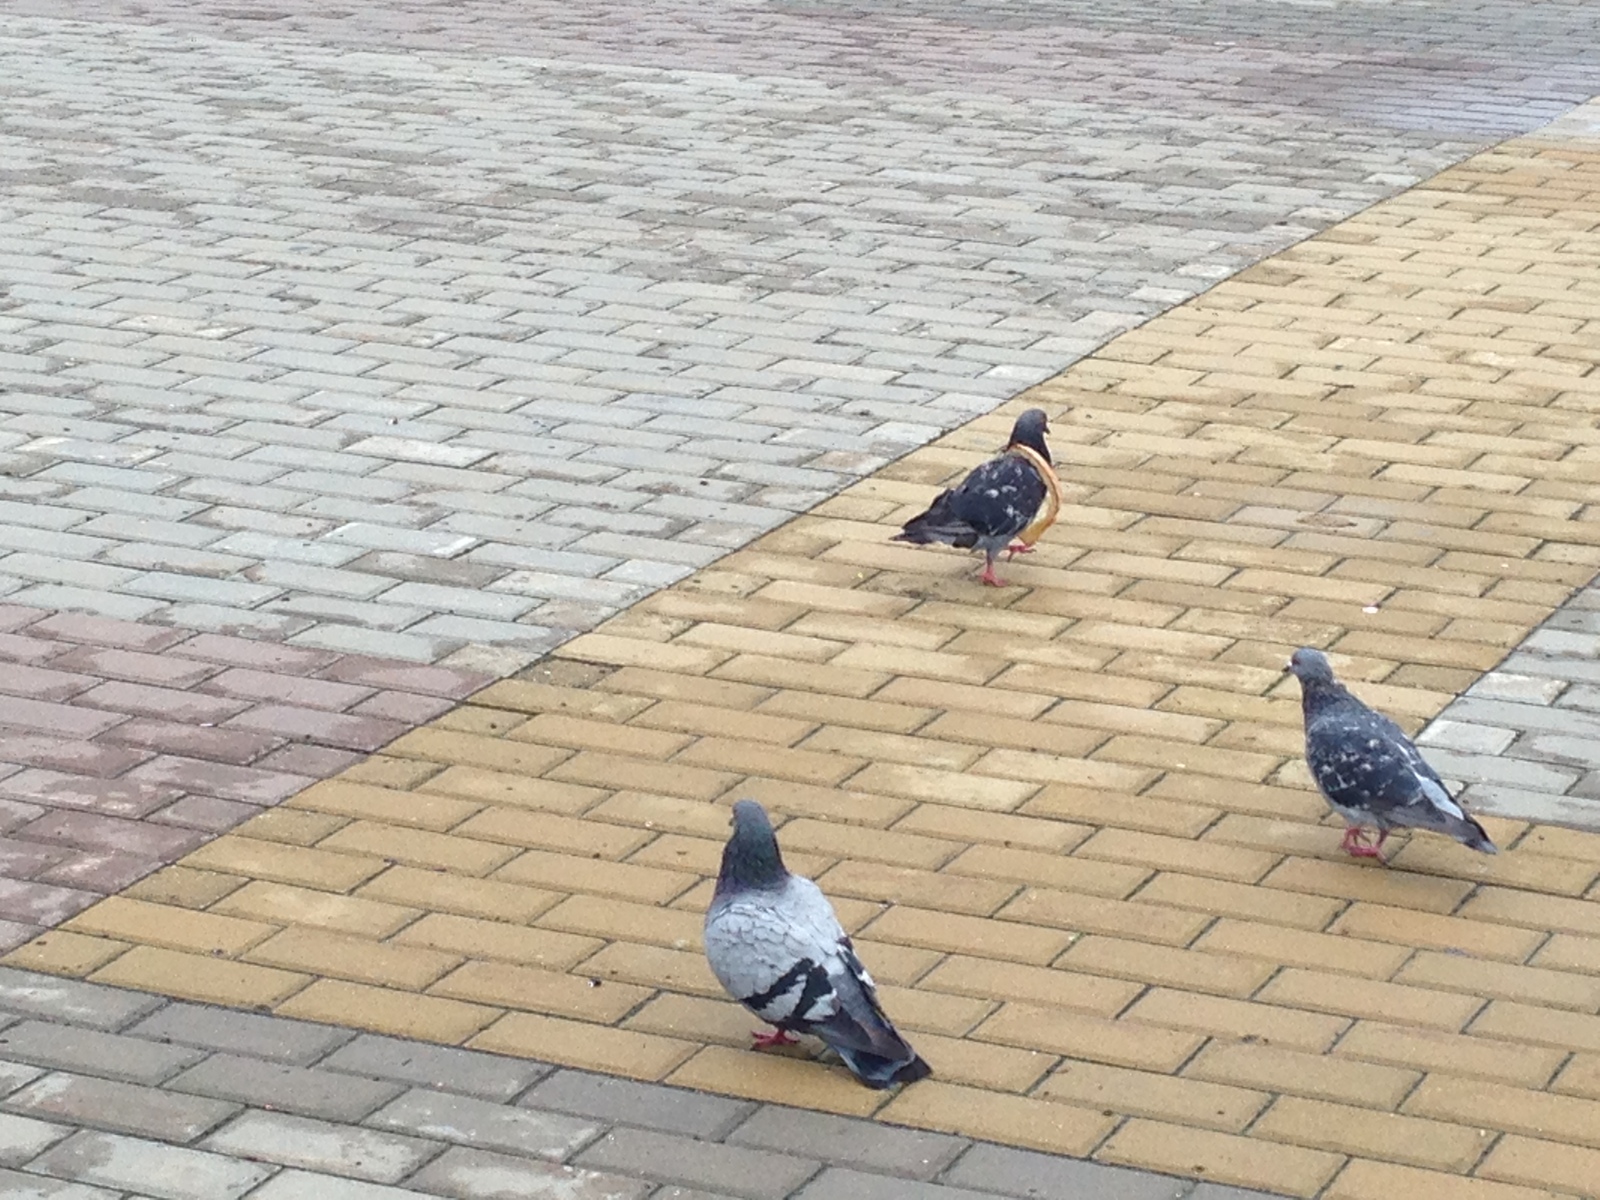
xmin=704 ymin=876 xmax=851 ymax=1023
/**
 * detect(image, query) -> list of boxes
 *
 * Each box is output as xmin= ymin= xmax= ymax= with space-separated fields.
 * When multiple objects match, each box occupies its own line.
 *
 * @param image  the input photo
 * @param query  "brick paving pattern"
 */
xmin=0 ymin=965 xmax=1260 ymax=1199
xmin=0 ymin=0 xmax=1596 ymax=669
xmin=14 ymin=111 xmax=1600 ymax=1198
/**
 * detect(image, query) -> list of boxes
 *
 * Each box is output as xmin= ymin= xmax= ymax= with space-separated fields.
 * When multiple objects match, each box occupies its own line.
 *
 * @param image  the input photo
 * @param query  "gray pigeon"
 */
xmin=1287 ymin=647 xmax=1496 ymax=861
xmin=703 ymin=800 xmax=931 ymax=1089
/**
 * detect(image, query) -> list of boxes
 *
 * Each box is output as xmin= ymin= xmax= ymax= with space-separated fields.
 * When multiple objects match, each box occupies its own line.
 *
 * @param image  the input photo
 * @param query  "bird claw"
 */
xmin=751 ymin=1029 xmax=798 ymax=1049
xmin=978 ymin=564 xmax=1007 ymax=587
xmin=1340 ymin=827 xmax=1389 ymax=863
xmin=1004 ymin=542 xmax=1035 ymax=559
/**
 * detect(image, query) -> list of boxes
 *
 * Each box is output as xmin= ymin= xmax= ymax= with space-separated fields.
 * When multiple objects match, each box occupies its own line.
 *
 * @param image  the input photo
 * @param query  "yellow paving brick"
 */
xmin=918 ymin=712 xmax=1108 ymax=759
xmin=1126 ymin=989 xmax=1349 ymax=1052
xmin=1094 ymin=734 xmax=1282 ymax=783
xmin=594 ymin=666 xmax=773 ymax=710
xmin=774 ymin=816 xmax=951 ymax=870
xmin=385 ymin=727 xmax=575 ymax=777
xmin=1334 ymin=1020 xmax=1566 ymax=1088
xmin=1330 ymin=901 xmax=1545 ymax=962
xmin=831 ymin=642 xmax=1006 ymax=685
xmin=472 ymin=1011 xmax=696 ymax=1080
xmin=417 ymin=769 xmax=602 ymax=814
xmin=121 ymin=865 xmax=245 ymax=910
xmin=287 ymin=780 xmax=482 ymax=831
xmin=998 ymin=887 xmax=1210 ymax=946
xmin=974 ymin=1004 xmax=1203 ymax=1072
xmin=246 ymin=927 xmax=458 ymax=991
xmin=1469 ymin=1000 xmax=1600 ymax=1054
xmin=467 ymin=679 xmax=654 ymax=719
xmin=453 ymin=810 xmax=652 ymax=861
xmin=65 ymin=897 xmax=276 ymax=957
xmin=1254 ymin=1096 xmax=1489 ymax=1173
xmin=946 ymin=843 xmax=1149 ymax=898
xmin=1258 ymin=968 xmax=1484 ymax=1031
xmin=881 ymin=1080 xmax=1116 ymax=1158
xmin=1058 ymin=934 xmax=1275 ymax=997
xmin=548 ymin=750 xmax=738 ymax=800
xmin=863 ymin=905 xmax=1071 ymax=965
xmin=846 ymin=762 xmax=1039 ymax=811
xmin=357 ymin=866 xmax=562 ymax=925
xmin=816 ymin=860 xmax=1018 ymax=916
xmin=971 ymin=748 xmax=1159 ymax=795
xmin=239 ymin=808 xmax=350 ymax=846
xmin=1075 ymin=827 xmax=1278 ymax=883
xmin=1097 ymin=1119 xmax=1342 ymax=1198
xmin=1135 ymin=872 xmax=1344 ymax=930
xmin=1193 ymin=918 xmax=1411 ymax=979
xmin=431 ymin=960 xmax=650 ymax=1022
xmin=1024 ymin=783 xmax=1216 ymax=838
xmin=93 ymin=945 xmax=309 ymax=1009
xmin=493 ymin=848 xmax=694 ymax=905
xmin=1477 ymin=1135 xmax=1600 ymax=1197
xmin=753 ymin=578 xmax=915 ymax=617
xmin=1262 ymin=856 xmax=1475 ymax=913
xmin=1148 ymin=773 xmax=1323 ymax=821
xmin=337 ymin=755 xmax=445 ymax=790
xmin=539 ymin=893 xmax=704 ymax=952
xmin=1325 ymin=1159 xmax=1567 ymax=1200
xmin=919 ymin=955 xmax=1140 ymax=1017
xmin=557 ymin=633 xmax=732 ymax=674
xmin=279 ymin=979 xmax=497 ymax=1043
xmin=874 ymin=675 xmax=1055 ymax=720
xmin=1535 ymin=933 xmax=1600 ymax=975
xmin=1458 ymin=886 xmax=1600 ymax=936
xmin=1404 ymin=1074 xmax=1600 ymax=1151
xmin=667 ymin=1046 xmax=886 ymax=1118
xmin=713 ymin=652 xmax=890 ymax=698
xmin=1185 ymin=1041 xmax=1419 ymax=1111
xmin=1038 ymin=1061 xmax=1269 ymax=1132
xmin=1554 ymin=1054 xmax=1600 ymax=1101
xmin=3 ymin=931 xmax=128 ymax=977
xmin=213 ymin=881 xmax=419 ymax=939
xmin=1397 ymin=949 xmax=1600 ymax=1011
xmin=511 ymin=711 xmax=692 ymax=758
xmin=391 ymin=913 xmax=600 ymax=971
xmin=318 ymin=822 xmax=518 ymax=876
xmin=676 ymin=735 xmax=866 ymax=786
xmin=578 ymin=941 xmax=720 ymax=996
xmin=893 ymin=803 xmax=1088 ymax=853
xmin=430 ymin=705 xmax=528 ymax=736
xmin=755 ymin=688 xmax=936 ymax=734
xmin=185 ymin=836 xmax=388 ymax=893
xmin=624 ymin=991 xmax=778 ymax=1047
xmin=629 ymin=700 xmax=813 ymax=745
xmin=907 ymin=1031 xmax=1054 ymax=1094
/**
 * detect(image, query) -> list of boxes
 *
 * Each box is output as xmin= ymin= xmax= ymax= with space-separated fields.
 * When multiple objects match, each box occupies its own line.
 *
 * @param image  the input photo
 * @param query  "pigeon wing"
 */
xmin=704 ymin=876 xmax=849 ymax=1032
xmin=1307 ymin=701 xmax=1469 ymax=830
xmin=945 ymin=455 xmax=1048 ymax=542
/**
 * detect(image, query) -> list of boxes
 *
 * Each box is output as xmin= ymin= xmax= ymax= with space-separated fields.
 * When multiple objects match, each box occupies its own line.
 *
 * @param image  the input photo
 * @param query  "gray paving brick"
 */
xmin=126 ymin=1003 xmax=353 ymax=1067
xmin=0 ymin=1110 xmax=72 ymax=1166
xmin=201 ymin=1110 xmax=437 ymax=1183
xmin=26 ymin=1129 xmax=273 ymax=1200
xmin=0 ymin=1168 xmax=122 ymax=1199
xmin=166 ymin=1054 xmax=399 ymax=1121
xmin=728 ymin=1109 xmax=964 ymax=1181
xmin=0 ymin=969 xmax=162 ymax=1030
xmin=793 ymin=1168 xmax=1000 ymax=1200
xmin=320 ymin=1035 xmax=548 ymax=1101
xmin=365 ymin=1088 xmax=599 ymax=1161
xmin=0 ymin=1022 xmax=203 ymax=1086
xmin=1188 ymin=1185 xmax=1288 ymax=1200
xmin=2 ymin=1071 xmax=237 ymax=1143
xmin=575 ymin=1128 xmax=819 ymax=1200
xmin=242 ymin=1170 xmax=426 ymax=1200
xmin=408 ymin=1146 xmax=653 ymax=1200
xmin=940 ymin=1144 xmax=1188 ymax=1200
xmin=520 ymin=1072 xmax=753 ymax=1141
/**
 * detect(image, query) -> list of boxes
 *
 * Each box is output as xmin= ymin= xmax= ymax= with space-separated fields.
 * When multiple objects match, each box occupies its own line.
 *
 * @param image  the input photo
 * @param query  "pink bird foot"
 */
xmin=1340 ymin=827 xmax=1388 ymax=862
xmin=751 ymin=1029 xmax=798 ymax=1049
xmin=978 ymin=562 xmax=1007 ymax=587
xmin=1005 ymin=542 xmax=1036 ymax=559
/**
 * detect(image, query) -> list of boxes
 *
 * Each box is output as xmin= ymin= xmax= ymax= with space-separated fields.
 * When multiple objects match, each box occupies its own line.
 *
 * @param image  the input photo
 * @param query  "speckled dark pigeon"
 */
xmin=892 ymin=408 xmax=1052 ymax=587
xmin=703 ymin=800 xmax=931 ymax=1089
xmin=1287 ymin=647 xmax=1496 ymax=861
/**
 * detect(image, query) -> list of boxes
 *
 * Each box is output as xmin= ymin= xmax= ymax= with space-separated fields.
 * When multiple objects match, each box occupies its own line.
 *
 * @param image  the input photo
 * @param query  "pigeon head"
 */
xmin=1005 ymin=408 xmax=1051 ymax=465
xmin=715 ymin=799 xmax=789 ymax=895
xmin=1286 ymin=647 xmax=1336 ymax=686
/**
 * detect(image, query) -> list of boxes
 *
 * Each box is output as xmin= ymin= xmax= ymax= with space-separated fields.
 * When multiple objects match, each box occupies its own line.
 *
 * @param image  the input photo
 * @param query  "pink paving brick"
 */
xmin=27 ymin=612 xmax=188 ymax=652
xmin=37 ymin=849 xmax=164 ymax=895
xmin=200 ymin=667 xmax=374 ymax=712
xmin=0 ymin=696 xmax=129 ymax=739
xmin=0 ymin=800 xmax=46 ymax=836
xmin=125 ymin=756 xmax=312 ymax=805
xmin=0 ymin=877 xmax=98 ymax=926
xmin=168 ymin=633 xmax=339 ymax=672
xmin=319 ymin=657 xmax=491 ymax=699
xmin=0 ymin=632 xmax=71 ymax=664
xmin=351 ymin=690 xmax=457 ymax=724
xmin=73 ymin=680 xmax=252 ymax=726
xmin=149 ymin=795 xmax=260 ymax=833
xmin=15 ymin=810 xmax=208 ymax=861
xmin=225 ymin=704 xmax=408 ymax=752
xmin=0 ymin=734 xmax=153 ymax=779
xmin=51 ymin=645 xmax=223 ymax=689
xmin=253 ymin=744 xmax=364 ymax=778
xmin=0 ymin=606 xmax=48 ymax=634
xmin=0 ymin=663 xmax=102 ymax=703
xmin=0 ymin=920 xmax=40 ymax=953
xmin=99 ymin=718 xmax=282 ymax=766
xmin=0 ymin=769 xmax=182 ymax=820
xmin=0 ymin=837 xmax=70 ymax=879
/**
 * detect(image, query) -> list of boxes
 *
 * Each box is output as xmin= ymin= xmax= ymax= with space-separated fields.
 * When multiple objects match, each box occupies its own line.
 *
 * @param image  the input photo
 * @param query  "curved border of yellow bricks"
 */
xmin=13 ymin=124 xmax=1600 ymax=1200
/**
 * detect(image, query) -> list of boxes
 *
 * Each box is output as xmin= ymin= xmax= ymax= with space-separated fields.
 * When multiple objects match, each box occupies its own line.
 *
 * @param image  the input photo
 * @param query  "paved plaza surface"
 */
xmin=2 ymin=0 xmax=1600 ymax=1197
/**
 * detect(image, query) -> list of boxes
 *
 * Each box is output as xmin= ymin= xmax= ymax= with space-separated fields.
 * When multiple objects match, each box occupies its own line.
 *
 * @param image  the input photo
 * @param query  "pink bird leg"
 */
xmin=1005 ymin=542 xmax=1036 ymax=559
xmin=751 ymin=1029 xmax=798 ymax=1049
xmin=978 ymin=561 xmax=1006 ymax=587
